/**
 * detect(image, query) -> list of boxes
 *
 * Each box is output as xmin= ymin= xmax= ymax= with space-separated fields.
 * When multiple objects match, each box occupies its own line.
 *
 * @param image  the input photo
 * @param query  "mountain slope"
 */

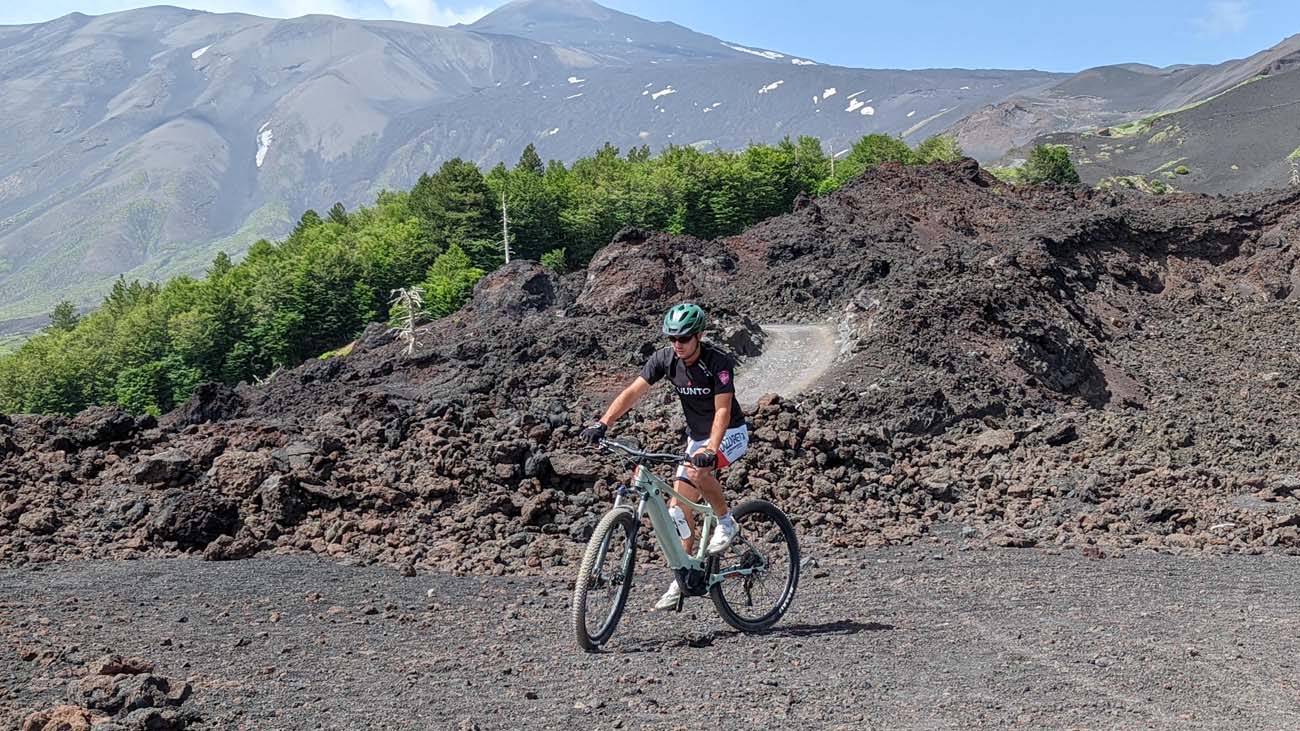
xmin=467 ymin=0 xmax=756 ymax=60
xmin=0 ymin=0 xmax=1063 ymax=327
xmin=1022 ymin=68 xmax=1300 ymax=194
xmin=949 ymin=33 xmax=1300 ymax=161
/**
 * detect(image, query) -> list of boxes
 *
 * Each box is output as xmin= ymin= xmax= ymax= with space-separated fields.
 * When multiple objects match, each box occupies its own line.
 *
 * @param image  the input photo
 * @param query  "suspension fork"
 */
xmin=595 ymin=483 xmax=642 ymax=582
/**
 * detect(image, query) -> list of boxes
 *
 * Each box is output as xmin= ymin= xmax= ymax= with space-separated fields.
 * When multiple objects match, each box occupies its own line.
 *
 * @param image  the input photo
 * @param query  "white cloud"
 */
xmin=1192 ymin=0 xmax=1250 ymax=37
xmin=0 ymin=0 xmax=501 ymax=26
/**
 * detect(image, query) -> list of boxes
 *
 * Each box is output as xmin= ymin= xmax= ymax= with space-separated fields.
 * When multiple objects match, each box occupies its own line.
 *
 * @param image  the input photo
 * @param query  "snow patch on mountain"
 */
xmin=758 ymin=80 xmax=784 ymax=94
xmin=567 ymin=76 xmax=585 ymax=84
xmin=191 ymin=45 xmax=211 ymax=60
xmin=846 ymin=99 xmax=864 ymax=113
xmin=791 ymin=58 xmax=815 ymax=65
xmin=650 ymin=86 xmax=676 ymax=100
xmin=723 ymin=42 xmax=784 ymax=60
xmin=823 ymin=87 xmax=838 ymax=99
xmin=256 ymin=123 xmax=273 ymax=168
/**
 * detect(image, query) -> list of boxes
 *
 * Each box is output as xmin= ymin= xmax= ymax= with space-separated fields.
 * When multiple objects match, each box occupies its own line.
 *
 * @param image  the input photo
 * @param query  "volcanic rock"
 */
xmin=547 ymin=454 xmax=602 ymax=481
xmin=6 ymin=161 xmax=1300 ymax=572
xmin=150 ymin=491 xmax=238 ymax=549
xmin=131 ymin=450 xmax=194 ymax=486
xmin=469 ymin=260 xmax=556 ymax=319
xmin=163 ymin=383 xmax=246 ymax=427
xmin=21 ymin=705 xmax=106 ymax=731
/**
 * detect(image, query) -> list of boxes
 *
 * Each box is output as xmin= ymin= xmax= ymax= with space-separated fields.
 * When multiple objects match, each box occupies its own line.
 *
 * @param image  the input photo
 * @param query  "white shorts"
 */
xmin=676 ymin=425 xmax=749 ymax=482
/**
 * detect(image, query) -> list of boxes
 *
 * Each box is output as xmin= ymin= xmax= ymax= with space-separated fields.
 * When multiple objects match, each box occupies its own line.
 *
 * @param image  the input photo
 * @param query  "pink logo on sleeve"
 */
xmin=719 ymin=370 xmax=730 ymax=385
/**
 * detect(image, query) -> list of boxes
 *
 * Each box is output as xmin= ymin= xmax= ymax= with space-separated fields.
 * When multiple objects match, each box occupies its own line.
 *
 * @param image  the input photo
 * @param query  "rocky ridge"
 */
xmin=4 ymin=161 xmax=1300 ymax=575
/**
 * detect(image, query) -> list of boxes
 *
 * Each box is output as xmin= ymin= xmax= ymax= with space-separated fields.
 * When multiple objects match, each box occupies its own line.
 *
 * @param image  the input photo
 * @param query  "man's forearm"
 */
xmin=707 ymin=408 xmax=731 ymax=452
xmin=601 ymin=383 xmax=645 ymax=425
xmin=601 ymin=394 xmax=633 ymax=425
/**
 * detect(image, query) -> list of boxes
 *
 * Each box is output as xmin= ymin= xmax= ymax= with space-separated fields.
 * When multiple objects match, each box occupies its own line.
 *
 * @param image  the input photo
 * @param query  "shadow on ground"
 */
xmin=611 ymin=618 xmax=892 ymax=653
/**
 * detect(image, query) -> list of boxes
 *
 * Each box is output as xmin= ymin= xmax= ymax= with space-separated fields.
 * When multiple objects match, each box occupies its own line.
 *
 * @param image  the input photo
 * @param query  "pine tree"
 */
xmin=292 ymin=209 xmax=323 ymax=238
xmin=48 ymin=301 xmax=79 ymax=332
xmin=409 ymin=159 xmax=499 ymax=268
xmin=327 ymin=202 xmax=349 ymax=226
xmin=516 ymin=144 xmax=544 ymax=176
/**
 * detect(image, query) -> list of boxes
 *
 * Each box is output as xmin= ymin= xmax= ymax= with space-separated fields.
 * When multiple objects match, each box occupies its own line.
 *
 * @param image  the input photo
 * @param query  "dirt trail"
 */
xmin=5 ymin=549 xmax=1299 ymax=730
xmin=735 ymin=323 xmax=837 ymax=408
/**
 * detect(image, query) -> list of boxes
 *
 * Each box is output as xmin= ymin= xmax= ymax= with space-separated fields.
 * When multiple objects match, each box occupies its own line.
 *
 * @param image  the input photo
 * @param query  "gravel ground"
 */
xmin=4 ymin=547 xmax=1299 ymax=730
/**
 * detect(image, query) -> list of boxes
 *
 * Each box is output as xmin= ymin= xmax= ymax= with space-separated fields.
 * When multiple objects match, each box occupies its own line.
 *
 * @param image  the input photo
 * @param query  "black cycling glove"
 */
xmin=691 ymin=449 xmax=717 ymax=469
xmin=579 ymin=420 xmax=607 ymax=444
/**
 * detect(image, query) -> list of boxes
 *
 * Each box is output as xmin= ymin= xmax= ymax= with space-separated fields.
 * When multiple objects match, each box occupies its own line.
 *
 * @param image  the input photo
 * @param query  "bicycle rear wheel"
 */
xmin=572 ymin=508 xmax=638 ymax=651
xmin=709 ymin=499 xmax=799 ymax=632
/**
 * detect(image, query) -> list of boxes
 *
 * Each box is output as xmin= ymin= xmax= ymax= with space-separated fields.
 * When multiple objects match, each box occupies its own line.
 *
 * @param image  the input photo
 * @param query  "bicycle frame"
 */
xmin=613 ymin=463 xmax=717 ymax=572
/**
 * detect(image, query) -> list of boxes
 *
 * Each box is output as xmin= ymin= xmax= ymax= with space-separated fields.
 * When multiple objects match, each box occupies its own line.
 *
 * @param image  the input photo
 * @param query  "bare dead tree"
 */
xmin=830 ymin=147 xmax=848 ymax=178
xmin=253 ymin=367 xmax=282 ymax=387
xmin=501 ymin=189 xmax=512 ymax=264
xmin=389 ymin=287 xmax=426 ymax=356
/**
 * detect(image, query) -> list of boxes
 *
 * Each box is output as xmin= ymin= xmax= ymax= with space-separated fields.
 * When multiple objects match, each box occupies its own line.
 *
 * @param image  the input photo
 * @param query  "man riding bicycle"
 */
xmin=580 ymin=303 xmax=749 ymax=611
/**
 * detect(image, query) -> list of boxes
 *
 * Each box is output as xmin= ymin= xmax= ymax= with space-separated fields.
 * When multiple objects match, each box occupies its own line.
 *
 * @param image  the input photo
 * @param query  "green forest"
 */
xmin=0 ymin=133 xmax=979 ymax=416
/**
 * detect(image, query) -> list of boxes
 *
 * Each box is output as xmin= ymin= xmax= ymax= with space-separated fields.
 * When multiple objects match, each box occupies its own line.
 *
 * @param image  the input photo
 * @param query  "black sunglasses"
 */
xmin=667 ymin=334 xmax=696 ymax=344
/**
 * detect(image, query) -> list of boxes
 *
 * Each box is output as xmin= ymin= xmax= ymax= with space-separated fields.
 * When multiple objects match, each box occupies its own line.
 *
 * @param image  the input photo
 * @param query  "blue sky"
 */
xmin=3 ymin=0 xmax=1298 ymax=72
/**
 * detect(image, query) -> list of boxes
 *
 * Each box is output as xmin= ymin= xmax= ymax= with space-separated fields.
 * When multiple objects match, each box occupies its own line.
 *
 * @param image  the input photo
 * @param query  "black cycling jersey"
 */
xmin=640 ymin=343 xmax=746 ymax=440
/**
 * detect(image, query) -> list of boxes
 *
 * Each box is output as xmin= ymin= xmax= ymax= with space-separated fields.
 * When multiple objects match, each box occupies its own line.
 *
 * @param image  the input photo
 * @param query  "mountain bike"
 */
xmin=571 ymin=438 xmax=800 ymax=652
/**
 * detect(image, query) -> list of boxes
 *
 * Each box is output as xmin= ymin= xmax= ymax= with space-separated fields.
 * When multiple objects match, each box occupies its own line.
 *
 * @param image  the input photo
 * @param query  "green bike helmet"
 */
xmin=662 ymin=303 xmax=707 ymax=336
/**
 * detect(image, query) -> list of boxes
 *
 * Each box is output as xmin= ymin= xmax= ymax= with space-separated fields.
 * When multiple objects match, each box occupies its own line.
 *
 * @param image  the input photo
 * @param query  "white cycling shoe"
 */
xmin=654 ymin=579 xmax=682 ymax=611
xmin=706 ymin=516 xmax=739 ymax=555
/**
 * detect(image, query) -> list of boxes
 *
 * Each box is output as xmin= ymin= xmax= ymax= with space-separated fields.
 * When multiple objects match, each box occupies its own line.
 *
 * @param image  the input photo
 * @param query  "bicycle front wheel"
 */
xmin=571 ymin=508 xmax=638 ymax=652
xmin=709 ymin=499 xmax=800 ymax=632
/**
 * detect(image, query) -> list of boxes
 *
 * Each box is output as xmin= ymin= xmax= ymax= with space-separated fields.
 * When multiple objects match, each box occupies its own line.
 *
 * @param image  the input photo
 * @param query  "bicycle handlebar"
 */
xmin=598 ymin=438 xmax=689 ymax=466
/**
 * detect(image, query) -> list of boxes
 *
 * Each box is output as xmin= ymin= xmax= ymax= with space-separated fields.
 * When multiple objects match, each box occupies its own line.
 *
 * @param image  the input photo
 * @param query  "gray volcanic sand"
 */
xmin=4 ymin=548 xmax=1299 ymax=729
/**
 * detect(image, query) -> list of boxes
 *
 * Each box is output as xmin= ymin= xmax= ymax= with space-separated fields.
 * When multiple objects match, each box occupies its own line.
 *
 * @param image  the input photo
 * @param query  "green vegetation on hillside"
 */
xmin=1097 ymin=175 xmax=1172 ymax=195
xmin=987 ymin=166 xmax=1022 ymax=184
xmin=988 ymin=144 xmax=1081 ymax=186
xmin=1105 ymin=75 xmax=1267 ymax=139
xmin=1150 ymin=158 xmax=1188 ymax=175
xmin=1020 ymin=145 xmax=1081 ymax=185
xmin=0 ymin=133 xmax=978 ymax=416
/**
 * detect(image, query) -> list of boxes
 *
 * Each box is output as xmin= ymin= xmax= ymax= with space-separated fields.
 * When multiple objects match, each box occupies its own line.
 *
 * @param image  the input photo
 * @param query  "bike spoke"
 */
xmin=717 ymin=509 xmax=792 ymax=624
